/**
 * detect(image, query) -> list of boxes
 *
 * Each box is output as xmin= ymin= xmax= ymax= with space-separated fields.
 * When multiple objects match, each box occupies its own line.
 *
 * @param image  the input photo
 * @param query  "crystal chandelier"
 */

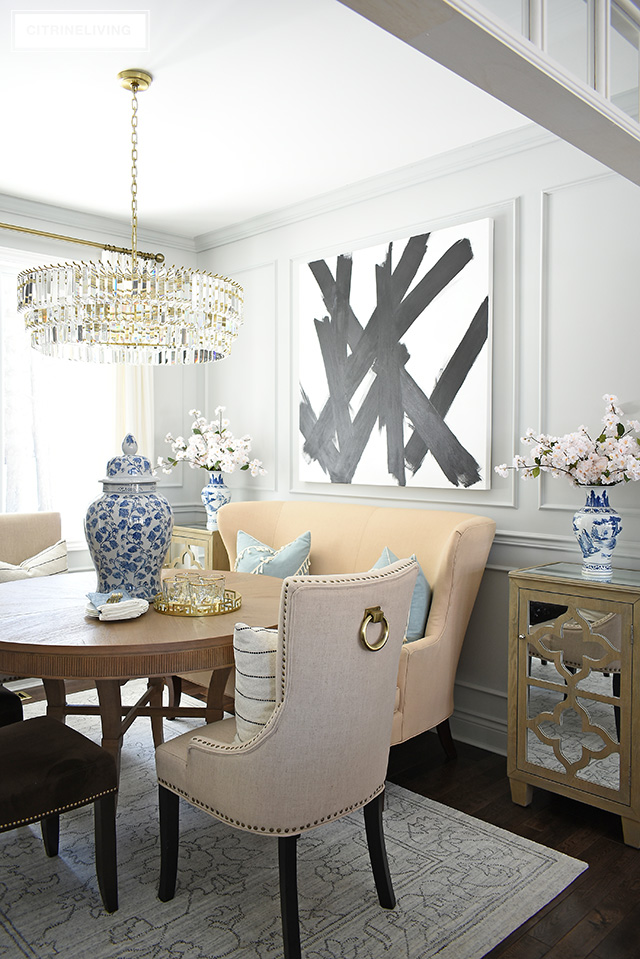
xmin=16 ymin=70 xmax=243 ymax=364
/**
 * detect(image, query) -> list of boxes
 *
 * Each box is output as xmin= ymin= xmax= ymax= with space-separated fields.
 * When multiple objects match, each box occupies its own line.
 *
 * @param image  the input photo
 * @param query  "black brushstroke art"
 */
xmin=299 ymin=228 xmax=490 ymax=488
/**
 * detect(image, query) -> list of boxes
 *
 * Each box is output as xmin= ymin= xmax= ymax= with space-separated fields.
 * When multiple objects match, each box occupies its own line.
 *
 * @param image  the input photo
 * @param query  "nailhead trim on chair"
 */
xmin=157 ymin=776 xmax=384 ymax=834
xmin=0 ymin=786 xmax=118 ymax=832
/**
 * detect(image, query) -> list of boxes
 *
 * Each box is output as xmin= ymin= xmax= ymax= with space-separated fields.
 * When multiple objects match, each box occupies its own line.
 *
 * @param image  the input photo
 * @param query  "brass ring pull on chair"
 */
xmin=360 ymin=605 xmax=389 ymax=651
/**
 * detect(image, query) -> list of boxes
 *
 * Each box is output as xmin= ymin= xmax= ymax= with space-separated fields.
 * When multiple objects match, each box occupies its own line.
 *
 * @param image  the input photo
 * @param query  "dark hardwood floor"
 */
xmin=386 ymin=733 xmax=640 ymax=959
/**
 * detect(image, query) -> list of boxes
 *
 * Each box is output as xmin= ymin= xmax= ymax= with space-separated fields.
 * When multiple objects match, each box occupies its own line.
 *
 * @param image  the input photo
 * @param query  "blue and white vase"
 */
xmin=201 ymin=471 xmax=231 ymax=531
xmin=572 ymin=488 xmax=622 ymax=579
xmin=84 ymin=435 xmax=173 ymax=601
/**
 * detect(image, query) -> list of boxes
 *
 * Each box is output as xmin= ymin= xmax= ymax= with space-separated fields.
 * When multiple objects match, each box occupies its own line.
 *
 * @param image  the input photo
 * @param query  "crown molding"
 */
xmin=0 ymin=191 xmax=195 ymax=255
xmin=195 ymin=123 xmax=557 ymax=251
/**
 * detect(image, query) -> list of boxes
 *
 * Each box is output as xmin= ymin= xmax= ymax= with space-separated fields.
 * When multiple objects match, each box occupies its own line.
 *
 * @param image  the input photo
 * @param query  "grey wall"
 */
xmin=171 ymin=126 xmax=640 ymax=755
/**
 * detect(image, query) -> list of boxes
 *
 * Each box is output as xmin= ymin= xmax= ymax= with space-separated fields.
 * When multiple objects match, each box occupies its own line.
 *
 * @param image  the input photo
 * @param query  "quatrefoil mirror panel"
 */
xmin=523 ymin=599 xmax=623 ymax=794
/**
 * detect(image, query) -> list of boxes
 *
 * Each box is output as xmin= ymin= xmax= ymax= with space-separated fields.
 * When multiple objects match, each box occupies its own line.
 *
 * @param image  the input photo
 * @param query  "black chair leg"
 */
xmin=94 ymin=792 xmax=118 ymax=913
xmin=363 ymin=791 xmax=395 ymax=909
xmin=41 ymin=814 xmax=60 ymax=857
xmin=613 ymin=672 xmax=621 ymax=741
xmin=278 ymin=835 xmax=301 ymax=959
xmin=436 ymin=718 xmax=457 ymax=760
xmin=158 ymin=785 xmax=180 ymax=902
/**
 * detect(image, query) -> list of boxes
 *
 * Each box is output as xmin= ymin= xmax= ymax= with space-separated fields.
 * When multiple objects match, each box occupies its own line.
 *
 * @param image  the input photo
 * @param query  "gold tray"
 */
xmin=153 ymin=589 xmax=242 ymax=617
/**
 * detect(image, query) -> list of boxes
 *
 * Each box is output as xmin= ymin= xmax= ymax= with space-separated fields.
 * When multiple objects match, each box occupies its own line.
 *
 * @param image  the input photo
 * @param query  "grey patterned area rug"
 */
xmin=1 ymin=683 xmax=587 ymax=959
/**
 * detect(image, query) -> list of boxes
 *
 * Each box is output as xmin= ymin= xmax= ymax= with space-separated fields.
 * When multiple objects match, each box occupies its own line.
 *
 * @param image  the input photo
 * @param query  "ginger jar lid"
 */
xmin=102 ymin=435 xmax=156 ymax=490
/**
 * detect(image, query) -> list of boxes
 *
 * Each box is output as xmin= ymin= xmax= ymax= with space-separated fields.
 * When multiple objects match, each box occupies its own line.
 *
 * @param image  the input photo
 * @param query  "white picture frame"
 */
xmin=297 ymin=218 xmax=493 ymax=490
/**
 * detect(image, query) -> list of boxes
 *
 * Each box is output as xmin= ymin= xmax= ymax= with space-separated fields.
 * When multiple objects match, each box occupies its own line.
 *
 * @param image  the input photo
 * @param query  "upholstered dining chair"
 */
xmin=156 ymin=560 xmax=418 ymax=959
xmin=0 ymin=510 xmax=62 ymax=570
xmin=0 ymin=716 xmax=119 ymax=912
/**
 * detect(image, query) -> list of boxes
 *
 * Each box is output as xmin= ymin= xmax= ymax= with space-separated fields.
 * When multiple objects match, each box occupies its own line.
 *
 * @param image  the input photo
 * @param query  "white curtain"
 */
xmin=0 ymin=246 xmax=154 ymax=543
xmin=0 ymin=257 xmax=54 ymax=513
xmin=115 ymin=366 xmax=155 ymax=462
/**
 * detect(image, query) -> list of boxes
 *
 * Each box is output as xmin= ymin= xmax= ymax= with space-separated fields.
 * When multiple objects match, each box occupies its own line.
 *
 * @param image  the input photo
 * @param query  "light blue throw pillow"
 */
xmin=372 ymin=547 xmax=431 ymax=641
xmin=235 ymin=529 xmax=311 ymax=578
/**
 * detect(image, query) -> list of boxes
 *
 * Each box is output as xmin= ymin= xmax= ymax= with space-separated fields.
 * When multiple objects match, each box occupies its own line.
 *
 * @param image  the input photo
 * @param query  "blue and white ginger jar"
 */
xmin=572 ymin=488 xmax=622 ymax=579
xmin=84 ymin=434 xmax=173 ymax=601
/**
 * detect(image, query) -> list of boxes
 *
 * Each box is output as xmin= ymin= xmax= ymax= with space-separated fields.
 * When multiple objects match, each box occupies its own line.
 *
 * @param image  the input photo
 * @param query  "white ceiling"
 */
xmin=0 ymin=0 xmax=530 ymax=239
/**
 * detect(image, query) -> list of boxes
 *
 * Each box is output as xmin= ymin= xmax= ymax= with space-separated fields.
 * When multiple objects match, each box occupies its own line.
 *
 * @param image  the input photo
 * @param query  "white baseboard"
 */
xmin=450 ymin=709 xmax=508 ymax=756
xmin=450 ymin=679 xmax=509 ymax=756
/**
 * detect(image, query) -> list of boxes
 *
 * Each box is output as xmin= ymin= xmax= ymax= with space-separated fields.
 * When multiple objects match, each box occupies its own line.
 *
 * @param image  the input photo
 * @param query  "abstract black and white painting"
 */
xmin=298 ymin=219 xmax=492 ymax=489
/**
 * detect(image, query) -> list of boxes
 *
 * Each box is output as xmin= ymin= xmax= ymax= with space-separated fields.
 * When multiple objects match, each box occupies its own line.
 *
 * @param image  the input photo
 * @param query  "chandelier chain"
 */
xmin=130 ymin=81 xmax=139 ymax=269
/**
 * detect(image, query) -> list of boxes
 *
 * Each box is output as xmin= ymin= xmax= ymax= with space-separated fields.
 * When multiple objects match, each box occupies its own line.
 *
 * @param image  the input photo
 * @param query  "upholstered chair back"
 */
xmin=159 ymin=560 xmax=418 ymax=834
xmin=0 ymin=512 xmax=62 ymax=566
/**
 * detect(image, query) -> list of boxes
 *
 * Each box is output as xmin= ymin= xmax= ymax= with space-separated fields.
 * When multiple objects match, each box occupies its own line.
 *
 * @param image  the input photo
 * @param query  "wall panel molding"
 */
xmin=201 ymin=260 xmax=278 ymax=497
xmin=155 ymin=369 xmax=192 ymax=493
xmin=537 ymin=174 xmax=640 ymax=538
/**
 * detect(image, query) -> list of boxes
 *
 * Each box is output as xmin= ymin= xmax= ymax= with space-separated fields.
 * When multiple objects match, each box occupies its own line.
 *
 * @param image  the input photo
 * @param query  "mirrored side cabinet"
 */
xmin=508 ymin=562 xmax=640 ymax=847
xmin=164 ymin=524 xmax=230 ymax=572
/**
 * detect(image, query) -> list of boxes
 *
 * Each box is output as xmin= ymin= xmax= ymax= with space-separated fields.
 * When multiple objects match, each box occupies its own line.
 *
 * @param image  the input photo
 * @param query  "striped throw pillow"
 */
xmin=0 ymin=540 xmax=68 ymax=584
xmin=233 ymin=623 xmax=278 ymax=743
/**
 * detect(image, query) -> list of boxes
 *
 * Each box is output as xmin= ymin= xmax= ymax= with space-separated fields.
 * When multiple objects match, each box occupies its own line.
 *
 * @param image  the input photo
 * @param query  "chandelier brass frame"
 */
xmin=12 ymin=69 xmax=243 ymax=365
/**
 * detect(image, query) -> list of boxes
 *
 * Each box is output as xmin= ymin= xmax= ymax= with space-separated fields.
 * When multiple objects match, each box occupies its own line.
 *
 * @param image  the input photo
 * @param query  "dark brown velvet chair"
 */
xmin=0 ymin=716 xmax=119 ymax=912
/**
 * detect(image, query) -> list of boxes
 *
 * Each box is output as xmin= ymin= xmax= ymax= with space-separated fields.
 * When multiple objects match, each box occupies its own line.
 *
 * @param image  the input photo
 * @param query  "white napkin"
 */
xmin=86 ymin=590 xmax=149 ymax=621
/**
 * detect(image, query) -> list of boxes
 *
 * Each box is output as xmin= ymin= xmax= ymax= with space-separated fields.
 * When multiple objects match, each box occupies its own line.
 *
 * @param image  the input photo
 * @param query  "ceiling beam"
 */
xmin=338 ymin=0 xmax=640 ymax=187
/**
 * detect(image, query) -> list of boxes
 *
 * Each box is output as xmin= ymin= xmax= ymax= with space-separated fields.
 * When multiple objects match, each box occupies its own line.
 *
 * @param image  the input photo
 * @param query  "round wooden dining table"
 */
xmin=0 ymin=569 xmax=282 ymax=776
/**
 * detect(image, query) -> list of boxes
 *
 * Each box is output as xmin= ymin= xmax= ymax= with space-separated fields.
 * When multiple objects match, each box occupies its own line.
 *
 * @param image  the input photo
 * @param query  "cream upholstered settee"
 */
xmin=215 ymin=500 xmax=495 ymax=753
